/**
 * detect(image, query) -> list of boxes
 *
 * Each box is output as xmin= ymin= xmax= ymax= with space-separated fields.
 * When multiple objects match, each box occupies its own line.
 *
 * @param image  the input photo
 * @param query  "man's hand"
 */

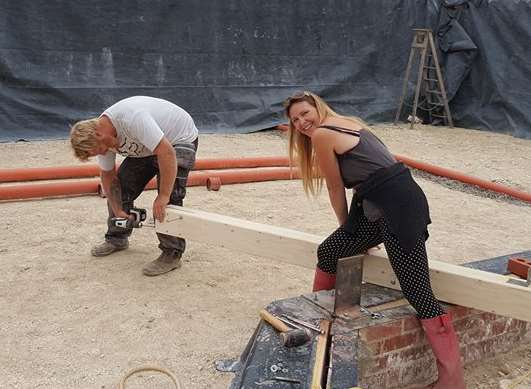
xmin=153 ymin=194 xmax=170 ymax=222
xmin=115 ymin=209 xmax=131 ymax=219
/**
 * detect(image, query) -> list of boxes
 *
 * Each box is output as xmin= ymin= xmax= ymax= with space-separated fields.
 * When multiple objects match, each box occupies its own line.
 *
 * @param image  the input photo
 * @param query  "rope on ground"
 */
xmin=118 ymin=365 xmax=182 ymax=389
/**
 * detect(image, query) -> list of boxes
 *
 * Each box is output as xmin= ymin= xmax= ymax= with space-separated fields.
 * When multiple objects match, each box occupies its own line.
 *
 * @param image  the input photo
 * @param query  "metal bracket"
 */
xmin=506 ymin=268 xmax=531 ymax=287
xmin=334 ymin=255 xmax=364 ymax=315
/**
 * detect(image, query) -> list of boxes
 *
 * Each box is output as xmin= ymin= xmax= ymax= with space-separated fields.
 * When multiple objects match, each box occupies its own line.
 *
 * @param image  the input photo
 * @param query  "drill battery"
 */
xmin=112 ymin=207 xmax=147 ymax=229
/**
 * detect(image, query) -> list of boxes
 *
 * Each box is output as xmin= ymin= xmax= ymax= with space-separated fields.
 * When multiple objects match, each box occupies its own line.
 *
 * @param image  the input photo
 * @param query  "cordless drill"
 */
xmin=112 ymin=207 xmax=147 ymax=229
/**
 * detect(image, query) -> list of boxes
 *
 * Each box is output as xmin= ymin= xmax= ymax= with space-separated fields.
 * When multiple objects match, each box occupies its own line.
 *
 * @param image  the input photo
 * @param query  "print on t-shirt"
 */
xmin=118 ymin=137 xmax=150 ymax=158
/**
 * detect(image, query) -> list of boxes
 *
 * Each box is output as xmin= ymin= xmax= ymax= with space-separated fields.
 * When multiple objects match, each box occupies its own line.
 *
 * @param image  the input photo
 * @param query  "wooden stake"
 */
xmin=311 ymin=319 xmax=331 ymax=389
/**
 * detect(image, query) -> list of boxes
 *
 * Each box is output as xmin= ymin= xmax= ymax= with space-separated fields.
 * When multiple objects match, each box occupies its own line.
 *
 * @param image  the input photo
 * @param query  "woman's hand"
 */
xmin=366 ymin=245 xmax=383 ymax=255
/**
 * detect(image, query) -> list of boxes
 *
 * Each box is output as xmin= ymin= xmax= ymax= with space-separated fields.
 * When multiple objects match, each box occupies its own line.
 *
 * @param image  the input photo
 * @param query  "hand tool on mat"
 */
xmin=280 ymin=313 xmax=324 ymax=334
xmin=360 ymin=306 xmax=385 ymax=319
xmin=259 ymin=309 xmax=311 ymax=348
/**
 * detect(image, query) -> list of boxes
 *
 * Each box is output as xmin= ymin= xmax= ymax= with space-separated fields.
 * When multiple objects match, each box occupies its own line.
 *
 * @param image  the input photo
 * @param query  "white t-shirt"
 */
xmin=97 ymin=96 xmax=198 ymax=171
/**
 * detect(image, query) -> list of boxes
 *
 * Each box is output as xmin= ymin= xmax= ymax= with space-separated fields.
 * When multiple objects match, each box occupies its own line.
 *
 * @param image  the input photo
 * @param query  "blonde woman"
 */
xmin=284 ymin=91 xmax=465 ymax=389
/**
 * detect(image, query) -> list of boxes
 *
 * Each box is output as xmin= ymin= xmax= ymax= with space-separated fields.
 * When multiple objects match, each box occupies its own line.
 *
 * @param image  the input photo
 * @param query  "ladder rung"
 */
xmin=397 ymin=29 xmax=452 ymax=125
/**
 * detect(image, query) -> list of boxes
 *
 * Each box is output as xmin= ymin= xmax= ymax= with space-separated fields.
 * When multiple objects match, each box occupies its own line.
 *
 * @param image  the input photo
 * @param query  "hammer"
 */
xmin=259 ymin=309 xmax=311 ymax=348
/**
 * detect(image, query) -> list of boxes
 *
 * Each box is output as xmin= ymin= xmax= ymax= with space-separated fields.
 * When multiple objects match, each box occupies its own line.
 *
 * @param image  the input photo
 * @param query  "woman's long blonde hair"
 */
xmin=284 ymin=91 xmax=367 ymax=196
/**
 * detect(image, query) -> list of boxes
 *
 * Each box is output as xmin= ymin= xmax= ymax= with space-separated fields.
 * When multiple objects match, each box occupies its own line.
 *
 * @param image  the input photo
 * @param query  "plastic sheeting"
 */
xmin=1 ymin=0 xmax=530 ymax=141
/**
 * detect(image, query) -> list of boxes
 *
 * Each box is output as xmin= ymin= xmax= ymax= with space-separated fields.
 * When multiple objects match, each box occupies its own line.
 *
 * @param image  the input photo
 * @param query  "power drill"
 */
xmin=112 ymin=207 xmax=147 ymax=229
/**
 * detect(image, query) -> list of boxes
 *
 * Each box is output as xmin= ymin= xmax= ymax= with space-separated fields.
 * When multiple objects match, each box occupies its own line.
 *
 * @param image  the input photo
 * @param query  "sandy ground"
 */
xmin=0 ymin=123 xmax=530 ymax=388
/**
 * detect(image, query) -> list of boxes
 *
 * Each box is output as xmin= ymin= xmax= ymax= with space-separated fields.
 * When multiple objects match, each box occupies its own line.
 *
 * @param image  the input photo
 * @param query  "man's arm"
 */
xmin=152 ymin=137 xmax=177 ymax=222
xmin=100 ymin=169 xmax=129 ymax=219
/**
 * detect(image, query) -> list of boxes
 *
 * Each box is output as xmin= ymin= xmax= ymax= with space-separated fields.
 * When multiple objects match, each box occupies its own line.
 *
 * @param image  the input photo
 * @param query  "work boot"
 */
xmin=91 ymin=241 xmax=129 ymax=257
xmin=312 ymin=267 xmax=337 ymax=292
xmin=142 ymin=251 xmax=182 ymax=276
xmin=421 ymin=313 xmax=466 ymax=389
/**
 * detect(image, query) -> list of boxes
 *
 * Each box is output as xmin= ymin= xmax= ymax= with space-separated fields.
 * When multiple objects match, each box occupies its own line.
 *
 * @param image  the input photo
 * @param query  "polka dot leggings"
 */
xmin=317 ymin=215 xmax=444 ymax=319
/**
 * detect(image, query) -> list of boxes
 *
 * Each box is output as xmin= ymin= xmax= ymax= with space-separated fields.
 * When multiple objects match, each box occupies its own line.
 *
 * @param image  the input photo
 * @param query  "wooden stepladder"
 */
xmin=394 ymin=28 xmax=453 ymax=129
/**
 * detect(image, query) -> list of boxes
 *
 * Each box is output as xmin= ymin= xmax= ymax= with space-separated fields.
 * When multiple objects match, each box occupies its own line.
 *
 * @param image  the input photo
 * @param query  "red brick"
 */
xmin=363 ymin=355 xmax=390 ymax=375
xmin=364 ymin=339 xmax=382 ymax=355
xmin=458 ymin=322 xmax=488 ymax=343
xmin=381 ymin=332 xmax=420 ymax=353
xmin=402 ymin=316 xmax=421 ymax=332
xmin=384 ymin=367 xmax=401 ymax=387
xmin=489 ymin=320 xmax=508 ymax=336
xmin=359 ymin=371 xmax=387 ymax=388
xmin=507 ymin=257 xmax=531 ymax=279
xmin=357 ymin=305 xmax=530 ymax=388
xmin=360 ymin=321 xmax=403 ymax=342
xmin=453 ymin=316 xmax=484 ymax=333
xmin=462 ymin=342 xmax=484 ymax=364
xmin=398 ymin=360 xmax=437 ymax=386
xmin=360 ymin=368 xmax=401 ymax=389
xmin=448 ymin=305 xmax=473 ymax=319
xmin=505 ymin=318 xmax=520 ymax=332
xmin=524 ymin=325 xmax=531 ymax=340
xmin=481 ymin=312 xmax=499 ymax=322
xmin=463 ymin=332 xmax=523 ymax=364
xmin=387 ymin=344 xmax=431 ymax=364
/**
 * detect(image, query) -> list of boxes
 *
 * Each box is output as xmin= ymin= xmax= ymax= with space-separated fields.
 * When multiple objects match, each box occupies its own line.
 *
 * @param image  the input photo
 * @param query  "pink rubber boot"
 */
xmin=312 ymin=267 xmax=336 ymax=292
xmin=421 ymin=313 xmax=466 ymax=389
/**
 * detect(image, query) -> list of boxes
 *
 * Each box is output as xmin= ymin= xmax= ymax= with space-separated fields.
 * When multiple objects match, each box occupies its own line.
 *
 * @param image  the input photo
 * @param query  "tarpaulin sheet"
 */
xmin=1 ymin=0 xmax=530 ymax=141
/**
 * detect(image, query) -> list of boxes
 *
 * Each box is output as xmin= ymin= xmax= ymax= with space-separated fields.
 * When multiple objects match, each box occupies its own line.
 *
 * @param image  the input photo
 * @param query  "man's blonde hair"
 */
xmin=70 ymin=118 xmax=99 ymax=161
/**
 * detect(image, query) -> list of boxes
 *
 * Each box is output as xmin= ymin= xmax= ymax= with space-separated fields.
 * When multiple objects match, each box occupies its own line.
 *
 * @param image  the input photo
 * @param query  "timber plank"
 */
xmin=158 ymin=206 xmax=531 ymax=322
xmin=158 ymin=206 xmax=318 ymax=268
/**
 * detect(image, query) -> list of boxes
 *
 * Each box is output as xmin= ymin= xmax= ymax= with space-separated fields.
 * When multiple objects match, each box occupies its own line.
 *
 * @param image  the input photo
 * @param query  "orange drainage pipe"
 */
xmin=0 ymin=156 xmax=290 ymax=183
xmin=0 ymin=165 xmax=102 ymax=182
xmin=2 ymin=155 xmax=529 ymax=203
xmin=206 ymin=176 xmax=222 ymax=191
xmin=142 ymin=167 xmax=300 ymax=191
xmin=395 ymin=154 xmax=531 ymax=203
xmin=0 ymin=167 xmax=300 ymax=201
xmin=194 ymin=156 xmax=289 ymax=170
xmin=0 ymin=179 xmax=101 ymax=201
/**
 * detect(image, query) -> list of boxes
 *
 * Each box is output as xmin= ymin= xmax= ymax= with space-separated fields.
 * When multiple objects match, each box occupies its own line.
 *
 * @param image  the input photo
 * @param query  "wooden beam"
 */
xmin=362 ymin=255 xmax=531 ymax=323
xmin=158 ymin=206 xmax=531 ymax=323
xmin=158 ymin=206 xmax=319 ymax=268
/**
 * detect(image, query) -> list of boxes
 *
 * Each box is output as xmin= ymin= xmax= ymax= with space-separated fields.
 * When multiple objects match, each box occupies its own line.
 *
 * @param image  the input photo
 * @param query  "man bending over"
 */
xmin=70 ymin=96 xmax=198 ymax=276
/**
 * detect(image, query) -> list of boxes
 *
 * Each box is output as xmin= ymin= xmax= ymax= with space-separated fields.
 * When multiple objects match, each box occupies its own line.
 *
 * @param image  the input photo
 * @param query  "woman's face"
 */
xmin=288 ymin=101 xmax=320 ymax=137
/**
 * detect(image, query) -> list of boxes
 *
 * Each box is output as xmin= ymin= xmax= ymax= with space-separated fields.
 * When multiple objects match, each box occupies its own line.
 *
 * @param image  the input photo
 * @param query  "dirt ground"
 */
xmin=1 ymin=123 xmax=530 ymax=389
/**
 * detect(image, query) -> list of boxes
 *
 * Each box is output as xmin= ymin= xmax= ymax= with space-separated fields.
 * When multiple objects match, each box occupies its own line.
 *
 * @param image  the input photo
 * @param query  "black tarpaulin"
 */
xmin=1 ymin=0 xmax=530 ymax=141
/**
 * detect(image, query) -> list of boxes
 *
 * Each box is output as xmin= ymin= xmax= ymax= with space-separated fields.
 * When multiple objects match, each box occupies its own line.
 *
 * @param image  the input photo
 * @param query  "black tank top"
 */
xmin=320 ymin=125 xmax=397 ymax=189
